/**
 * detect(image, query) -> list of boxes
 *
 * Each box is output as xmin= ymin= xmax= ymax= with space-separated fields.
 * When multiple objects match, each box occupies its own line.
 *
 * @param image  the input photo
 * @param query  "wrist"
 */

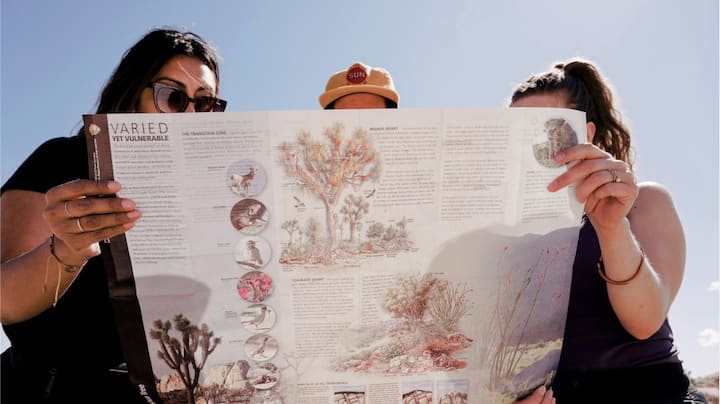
xmin=593 ymin=216 xmax=632 ymax=241
xmin=49 ymin=235 xmax=87 ymax=272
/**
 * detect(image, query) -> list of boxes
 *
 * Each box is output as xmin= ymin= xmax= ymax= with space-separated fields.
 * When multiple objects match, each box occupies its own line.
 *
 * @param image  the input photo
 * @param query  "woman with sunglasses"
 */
xmin=0 ymin=28 xmax=226 ymax=403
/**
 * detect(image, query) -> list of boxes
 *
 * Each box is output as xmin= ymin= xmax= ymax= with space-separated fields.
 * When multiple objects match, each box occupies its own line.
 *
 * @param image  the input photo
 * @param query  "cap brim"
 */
xmin=319 ymin=85 xmax=399 ymax=108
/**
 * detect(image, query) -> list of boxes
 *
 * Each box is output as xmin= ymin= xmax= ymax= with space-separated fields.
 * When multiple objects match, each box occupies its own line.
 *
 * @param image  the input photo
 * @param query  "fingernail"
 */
xmin=121 ymin=199 xmax=135 ymax=209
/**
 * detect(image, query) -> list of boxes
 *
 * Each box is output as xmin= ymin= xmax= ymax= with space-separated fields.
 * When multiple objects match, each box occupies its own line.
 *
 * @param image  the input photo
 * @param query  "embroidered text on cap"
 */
xmin=346 ymin=65 xmax=368 ymax=84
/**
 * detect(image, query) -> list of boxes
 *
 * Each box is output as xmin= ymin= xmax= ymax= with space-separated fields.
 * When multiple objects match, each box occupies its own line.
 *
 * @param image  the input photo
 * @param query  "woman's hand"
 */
xmin=42 ymin=179 xmax=141 ymax=263
xmin=548 ymin=144 xmax=638 ymax=232
xmin=515 ymin=386 xmax=555 ymax=404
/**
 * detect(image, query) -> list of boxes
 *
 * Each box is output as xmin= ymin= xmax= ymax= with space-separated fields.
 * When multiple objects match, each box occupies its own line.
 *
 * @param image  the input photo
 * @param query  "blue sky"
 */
xmin=1 ymin=0 xmax=718 ymax=376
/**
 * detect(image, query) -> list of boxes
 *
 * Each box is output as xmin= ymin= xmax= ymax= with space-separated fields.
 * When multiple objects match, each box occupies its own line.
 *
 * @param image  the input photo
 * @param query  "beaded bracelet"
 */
xmin=49 ymin=234 xmax=85 ymax=273
xmin=597 ymin=248 xmax=645 ymax=286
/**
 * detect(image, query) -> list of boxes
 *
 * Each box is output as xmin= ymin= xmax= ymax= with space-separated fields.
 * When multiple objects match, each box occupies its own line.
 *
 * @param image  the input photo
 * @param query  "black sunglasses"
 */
xmin=147 ymin=82 xmax=227 ymax=112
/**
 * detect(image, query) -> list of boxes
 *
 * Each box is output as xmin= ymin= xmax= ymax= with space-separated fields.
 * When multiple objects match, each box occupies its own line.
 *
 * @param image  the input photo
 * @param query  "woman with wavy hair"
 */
xmin=513 ymin=58 xmax=706 ymax=404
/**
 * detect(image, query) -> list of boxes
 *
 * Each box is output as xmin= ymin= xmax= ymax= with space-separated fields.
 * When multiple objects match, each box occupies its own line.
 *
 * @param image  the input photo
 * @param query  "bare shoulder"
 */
xmin=637 ymin=181 xmax=673 ymax=198
xmin=632 ymin=181 xmax=677 ymax=216
xmin=634 ymin=181 xmax=674 ymax=210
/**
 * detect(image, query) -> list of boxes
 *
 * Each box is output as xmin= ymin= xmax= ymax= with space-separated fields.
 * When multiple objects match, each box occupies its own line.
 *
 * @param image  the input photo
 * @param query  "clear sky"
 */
xmin=1 ymin=0 xmax=718 ymax=377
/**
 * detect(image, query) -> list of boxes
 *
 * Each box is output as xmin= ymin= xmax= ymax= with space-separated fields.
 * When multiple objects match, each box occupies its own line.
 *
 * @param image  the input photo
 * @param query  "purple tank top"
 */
xmin=557 ymin=216 xmax=681 ymax=371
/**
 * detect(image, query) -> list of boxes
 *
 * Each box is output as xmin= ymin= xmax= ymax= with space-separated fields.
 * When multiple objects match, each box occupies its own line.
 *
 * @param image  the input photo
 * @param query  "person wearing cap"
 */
xmin=319 ymin=62 xmax=399 ymax=109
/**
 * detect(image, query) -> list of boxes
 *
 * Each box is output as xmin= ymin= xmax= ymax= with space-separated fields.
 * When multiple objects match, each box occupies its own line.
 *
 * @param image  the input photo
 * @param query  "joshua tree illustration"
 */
xmin=149 ymin=314 xmax=222 ymax=404
xmin=280 ymin=123 xmax=381 ymax=251
xmin=340 ymin=193 xmax=369 ymax=243
xmin=281 ymin=219 xmax=300 ymax=246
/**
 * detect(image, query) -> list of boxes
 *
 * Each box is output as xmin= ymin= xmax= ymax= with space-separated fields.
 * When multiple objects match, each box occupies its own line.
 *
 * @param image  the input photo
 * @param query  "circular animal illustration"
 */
xmin=240 ymin=303 xmax=276 ymax=333
xmin=235 ymin=236 xmax=271 ymax=270
xmin=532 ymin=117 xmax=578 ymax=168
xmin=236 ymin=270 xmax=274 ymax=303
xmin=230 ymin=198 xmax=269 ymax=235
xmin=244 ymin=334 xmax=279 ymax=362
xmin=247 ymin=362 xmax=280 ymax=390
xmin=226 ymin=160 xmax=267 ymax=198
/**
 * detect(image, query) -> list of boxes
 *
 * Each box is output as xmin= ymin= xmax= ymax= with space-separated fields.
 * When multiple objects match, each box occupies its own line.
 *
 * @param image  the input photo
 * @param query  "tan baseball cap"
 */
xmin=319 ymin=61 xmax=399 ymax=108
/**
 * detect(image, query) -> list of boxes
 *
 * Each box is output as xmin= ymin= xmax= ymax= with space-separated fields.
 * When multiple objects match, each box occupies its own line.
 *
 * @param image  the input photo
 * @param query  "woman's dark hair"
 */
xmin=510 ymin=58 xmax=632 ymax=165
xmin=95 ymin=28 xmax=221 ymax=114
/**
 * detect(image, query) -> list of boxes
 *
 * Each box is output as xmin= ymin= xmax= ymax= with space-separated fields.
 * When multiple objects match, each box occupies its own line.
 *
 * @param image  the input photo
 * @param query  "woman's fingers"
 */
xmin=66 ymin=221 xmax=138 ymax=246
xmin=42 ymin=179 xmax=141 ymax=255
xmin=548 ymin=151 xmax=630 ymax=195
xmin=57 ymin=195 xmax=137 ymax=219
xmin=44 ymin=180 xmax=128 ymax=219
xmin=553 ymin=143 xmax=610 ymax=165
xmin=63 ymin=211 xmax=141 ymax=234
xmin=43 ymin=180 xmax=137 ymax=224
xmin=45 ymin=179 xmax=121 ymax=204
xmin=572 ymin=164 xmax=634 ymax=202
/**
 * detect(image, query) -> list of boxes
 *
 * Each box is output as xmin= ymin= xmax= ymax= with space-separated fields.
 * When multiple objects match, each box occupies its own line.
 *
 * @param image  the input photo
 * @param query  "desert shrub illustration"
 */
xmin=149 ymin=314 xmax=221 ymax=404
xmin=383 ymin=273 xmax=438 ymax=322
xmin=427 ymin=281 xmax=473 ymax=333
xmin=366 ymin=222 xmax=385 ymax=242
xmin=334 ymin=273 xmax=473 ymax=374
xmin=359 ymin=217 xmax=412 ymax=254
xmin=280 ymin=123 xmax=381 ymax=253
xmin=482 ymin=246 xmax=568 ymax=397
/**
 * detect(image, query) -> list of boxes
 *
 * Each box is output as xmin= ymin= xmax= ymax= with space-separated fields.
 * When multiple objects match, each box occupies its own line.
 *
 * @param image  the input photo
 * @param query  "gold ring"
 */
xmin=76 ymin=218 xmax=85 ymax=233
xmin=64 ymin=201 xmax=72 ymax=217
xmin=608 ymin=169 xmax=620 ymax=184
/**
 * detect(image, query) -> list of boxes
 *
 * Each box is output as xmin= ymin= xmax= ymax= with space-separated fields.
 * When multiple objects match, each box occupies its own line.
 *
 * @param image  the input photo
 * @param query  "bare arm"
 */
xmin=550 ymin=145 xmax=684 ymax=338
xmin=1 ymin=180 xmax=141 ymax=324
xmin=601 ymin=183 xmax=684 ymax=338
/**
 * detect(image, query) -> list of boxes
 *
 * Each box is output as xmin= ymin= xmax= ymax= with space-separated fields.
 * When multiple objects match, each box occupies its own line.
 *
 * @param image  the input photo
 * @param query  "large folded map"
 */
xmin=84 ymin=107 xmax=585 ymax=404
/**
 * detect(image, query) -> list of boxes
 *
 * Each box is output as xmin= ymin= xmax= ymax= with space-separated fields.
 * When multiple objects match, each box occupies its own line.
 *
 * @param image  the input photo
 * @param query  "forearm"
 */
xmin=1 ymin=237 xmax=83 ymax=324
xmin=596 ymin=218 xmax=672 ymax=339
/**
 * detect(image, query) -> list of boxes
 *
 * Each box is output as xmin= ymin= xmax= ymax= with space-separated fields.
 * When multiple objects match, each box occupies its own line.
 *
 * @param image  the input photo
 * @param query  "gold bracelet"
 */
xmin=49 ymin=234 xmax=85 ymax=273
xmin=42 ymin=255 xmax=63 ymax=307
xmin=597 ymin=248 xmax=645 ymax=286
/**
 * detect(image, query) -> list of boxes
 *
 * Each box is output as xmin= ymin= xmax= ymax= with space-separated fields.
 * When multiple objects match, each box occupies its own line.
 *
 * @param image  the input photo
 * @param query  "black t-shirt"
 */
xmin=1 ymin=135 xmax=125 ymax=373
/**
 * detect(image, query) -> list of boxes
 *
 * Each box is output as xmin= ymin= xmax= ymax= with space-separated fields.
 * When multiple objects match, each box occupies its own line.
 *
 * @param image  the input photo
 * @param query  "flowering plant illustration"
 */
xmin=333 ymin=273 xmax=473 ymax=374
